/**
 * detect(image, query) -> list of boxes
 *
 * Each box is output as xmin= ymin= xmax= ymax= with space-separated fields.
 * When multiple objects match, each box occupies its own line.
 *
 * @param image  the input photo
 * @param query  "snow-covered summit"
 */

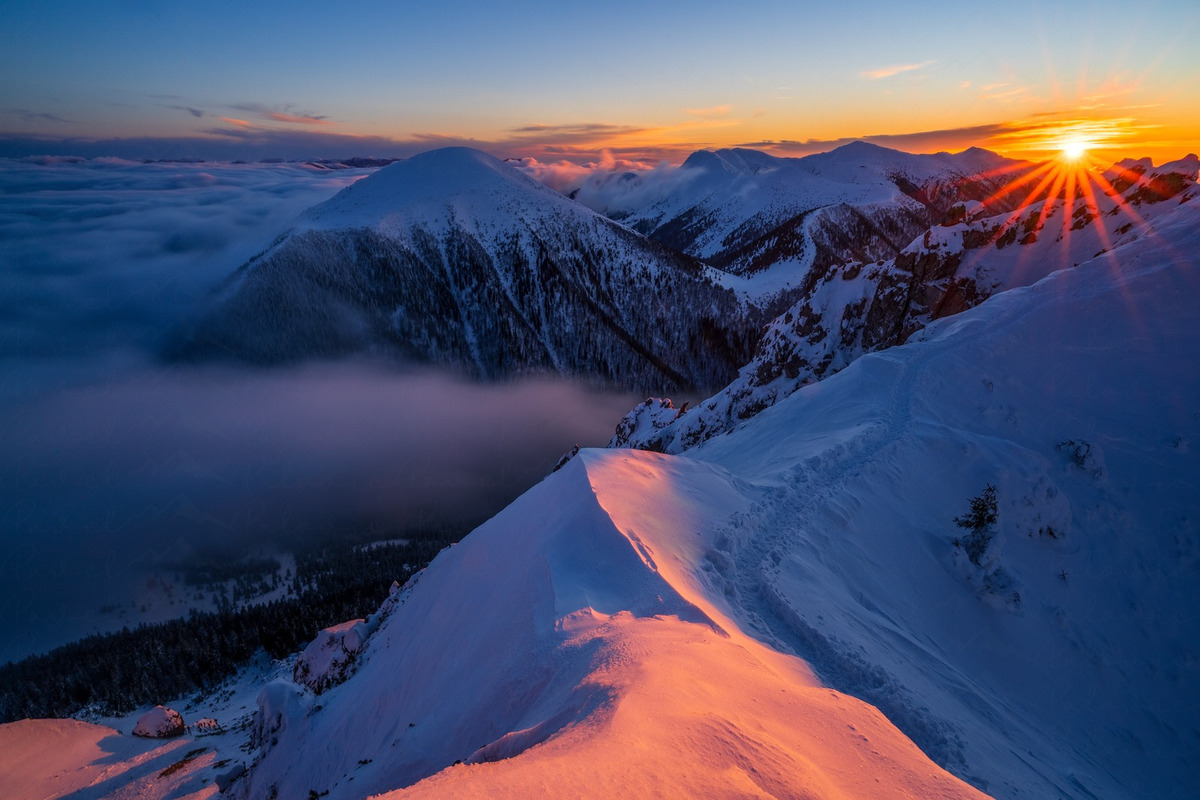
xmin=799 ymin=140 xmax=1010 ymax=182
xmin=300 ymin=147 xmax=588 ymax=236
xmin=1156 ymin=152 xmax=1199 ymax=177
xmin=679 ymin=146 xmax=782 ymax=176
xmin=168 ymin=145 xmax=758 ymax=390
xmin=1111 ymin=153 xmax=1198 ymax=178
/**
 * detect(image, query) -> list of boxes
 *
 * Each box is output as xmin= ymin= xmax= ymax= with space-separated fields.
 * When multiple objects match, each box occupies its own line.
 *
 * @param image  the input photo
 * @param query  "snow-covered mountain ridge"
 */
xmin=168 ymin=147 xmax=758 ymax=392
xmin=166 ymin=142 xmax=1039 ymax=392
xmin=228 ymin=447 xmax=987 ymax=799
xmin=3 ymin=147 xmax=1197 ymax=799
xmin=574 ymin=142 xmax=1024 ymax=296
xmin=612 ymin=154 xmax=1199 ymax=452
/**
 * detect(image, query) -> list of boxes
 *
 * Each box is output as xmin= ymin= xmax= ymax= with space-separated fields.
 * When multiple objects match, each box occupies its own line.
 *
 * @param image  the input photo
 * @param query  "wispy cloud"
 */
xmin=169 ymin=105 xmax=206 ymax=118
xmin=511 ymin=122 xmax=644 ymax=136
xmin=2 ymin=109 xmax=77 ymax=124
xmin=860 ymin=60 xmax=935 ymax=80
xmin=266 ymin=111 xmax=333 ymax=126
xmin=506 ymin=122 xmax=652 ymax=148
xmin=230 ymin=102 xmax=333 ymax=126
xmin=218 ymin=116 xmax=253 ymax=128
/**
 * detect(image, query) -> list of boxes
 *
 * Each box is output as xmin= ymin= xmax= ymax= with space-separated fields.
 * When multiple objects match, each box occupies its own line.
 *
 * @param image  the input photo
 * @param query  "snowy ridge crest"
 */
xmin=233 ymin=449 xmax=985 ymax=799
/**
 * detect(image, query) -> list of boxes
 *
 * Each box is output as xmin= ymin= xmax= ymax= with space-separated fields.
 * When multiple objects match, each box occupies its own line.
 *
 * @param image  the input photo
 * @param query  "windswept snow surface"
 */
xmin=684 ymin=197 xmax=1200 ymax=798
xmin=232 ymin=193 xmax=1198 ymax=799
xmin=237 ymin=449 xmax=984 ymax=800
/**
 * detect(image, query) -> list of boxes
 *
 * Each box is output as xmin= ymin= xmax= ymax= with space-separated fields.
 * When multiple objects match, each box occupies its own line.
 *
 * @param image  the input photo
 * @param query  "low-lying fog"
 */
xmin=0 ymin=158 xmax=638 ymax=662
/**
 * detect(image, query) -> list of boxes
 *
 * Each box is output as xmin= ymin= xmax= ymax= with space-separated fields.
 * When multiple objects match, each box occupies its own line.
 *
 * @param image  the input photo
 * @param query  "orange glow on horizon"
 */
xmin=985 ymin=116 xmax=1144 ymax=165
xmin=484 ymin=109 xmax=1192 ymax=172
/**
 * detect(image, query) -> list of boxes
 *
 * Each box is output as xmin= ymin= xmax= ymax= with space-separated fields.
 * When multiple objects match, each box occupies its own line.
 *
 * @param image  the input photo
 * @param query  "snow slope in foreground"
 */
xmin=0 ymin=718 xmax=219 ymax=800
xmin=229 ymin=200 xmax=1197 ymax=798
xmin=235 ymin=448 xmax=982 ymax=799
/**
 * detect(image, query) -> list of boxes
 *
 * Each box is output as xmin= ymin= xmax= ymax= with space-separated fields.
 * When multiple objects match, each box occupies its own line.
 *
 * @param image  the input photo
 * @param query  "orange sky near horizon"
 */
xmin=485 ymin=105 xmax=1198 ymax=170
xmin=2 ymin=1 xmax=1197 ymax=167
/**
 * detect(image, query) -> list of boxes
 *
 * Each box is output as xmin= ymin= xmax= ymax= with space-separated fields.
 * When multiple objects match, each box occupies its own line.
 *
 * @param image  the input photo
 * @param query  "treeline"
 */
xmin=0 ymin=535 xmax=452 ymax=722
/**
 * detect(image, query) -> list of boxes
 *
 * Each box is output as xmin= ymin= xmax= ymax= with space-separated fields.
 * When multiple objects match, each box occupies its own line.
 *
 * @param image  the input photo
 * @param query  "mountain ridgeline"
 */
xmin=166 ymin=142 xmax=1198 ymax=417
xmin=594 ymin=142 xmax=1021 ymax=277
xmin=166 ymin=143 xmax=1040 ymax=393
xmin=166 ymin=147 xmax=759 ymax=393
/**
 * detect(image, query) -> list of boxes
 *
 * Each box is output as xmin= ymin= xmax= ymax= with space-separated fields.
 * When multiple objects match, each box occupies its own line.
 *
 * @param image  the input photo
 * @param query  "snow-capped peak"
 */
xmin=681 ymin=147 xmax=784 ymax=176
xmin=299 ymin=146 xmax=587 ymax=235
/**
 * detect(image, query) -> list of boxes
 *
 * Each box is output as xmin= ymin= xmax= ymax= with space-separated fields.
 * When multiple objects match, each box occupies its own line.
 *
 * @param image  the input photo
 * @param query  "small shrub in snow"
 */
xmin=953 ymin=484 xmax=998 ymax=566
xmin=1056 ymin=438 xmax=1105 ymax=478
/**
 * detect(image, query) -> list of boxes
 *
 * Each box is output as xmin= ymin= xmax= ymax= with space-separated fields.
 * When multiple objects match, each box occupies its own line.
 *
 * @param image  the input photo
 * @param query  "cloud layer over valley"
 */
xmin=0 ymin=159 xmax=636 ymax=661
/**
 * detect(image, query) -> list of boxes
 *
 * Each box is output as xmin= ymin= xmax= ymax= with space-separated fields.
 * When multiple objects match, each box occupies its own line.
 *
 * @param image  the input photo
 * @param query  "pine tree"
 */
xmin=954 ymin=484 xmax=998 ymax=566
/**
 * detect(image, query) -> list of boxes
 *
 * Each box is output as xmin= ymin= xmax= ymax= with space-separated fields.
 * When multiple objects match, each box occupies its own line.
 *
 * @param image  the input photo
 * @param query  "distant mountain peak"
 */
xmin=168 ymin=144 xmax=758 ymax=390
xmin=681 ymin=147 xmax=782 ymax=176
xmin=300 ymin=146 xmax=569 ymax=233
xmin=829 ymin=139 xmax=890 ymax=155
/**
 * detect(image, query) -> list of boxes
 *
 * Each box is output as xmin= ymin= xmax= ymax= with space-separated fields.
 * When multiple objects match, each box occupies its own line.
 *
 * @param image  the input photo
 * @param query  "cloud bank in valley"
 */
xmin=0 ymin=158 xmax=372 ymax=381
xmin=0 ymin=159 xmax=639 ymax=661
xmin=0 ymin=363 xmax=635 ymax=662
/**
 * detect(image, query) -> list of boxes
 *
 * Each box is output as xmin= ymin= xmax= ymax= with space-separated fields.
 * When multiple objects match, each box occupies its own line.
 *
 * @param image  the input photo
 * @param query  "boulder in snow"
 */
xmin=293 ymin=619 xmax=367 ymax=694
xmin=132 ymin=705 xmax=184 ymax=738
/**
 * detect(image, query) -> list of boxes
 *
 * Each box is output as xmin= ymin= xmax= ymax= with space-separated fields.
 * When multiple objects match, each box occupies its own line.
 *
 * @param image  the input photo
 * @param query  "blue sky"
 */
xmin=2 ymin=0 xmax=1198 ymax=162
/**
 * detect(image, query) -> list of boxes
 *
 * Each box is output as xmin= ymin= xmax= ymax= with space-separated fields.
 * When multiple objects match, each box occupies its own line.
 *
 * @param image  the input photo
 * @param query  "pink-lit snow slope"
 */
xmin=0 ymin=718 xmax=220 ymax=800
xmin=237 ymin=447 xmax=985 ymax=800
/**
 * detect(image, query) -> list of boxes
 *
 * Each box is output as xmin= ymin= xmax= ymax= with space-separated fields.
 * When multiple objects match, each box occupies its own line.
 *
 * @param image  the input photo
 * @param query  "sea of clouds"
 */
xmin=0 ymin=157 xmax=637 ymax=660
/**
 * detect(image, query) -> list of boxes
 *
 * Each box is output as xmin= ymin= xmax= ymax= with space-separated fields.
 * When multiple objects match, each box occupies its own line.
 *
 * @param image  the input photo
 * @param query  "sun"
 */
xmin=1060 ymin=137 xmax=1089 ymax=162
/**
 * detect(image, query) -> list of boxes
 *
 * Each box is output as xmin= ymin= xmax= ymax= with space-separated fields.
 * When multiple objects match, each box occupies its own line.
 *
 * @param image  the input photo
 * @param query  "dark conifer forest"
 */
xmin=0 ymin=533 xmax=453 ymax=722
